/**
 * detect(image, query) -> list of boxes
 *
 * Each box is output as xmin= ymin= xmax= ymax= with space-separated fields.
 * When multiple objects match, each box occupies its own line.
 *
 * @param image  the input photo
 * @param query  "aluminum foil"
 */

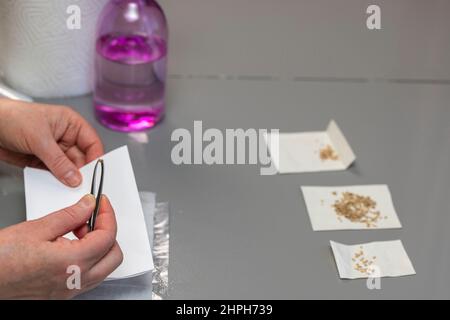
xmin=151 ymin=202 xmax=170 ymax=300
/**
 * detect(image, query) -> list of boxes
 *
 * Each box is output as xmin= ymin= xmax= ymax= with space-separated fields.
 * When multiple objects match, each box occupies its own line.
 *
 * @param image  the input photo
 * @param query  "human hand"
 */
xmin=0 ymin=195 xmax=123 ymax=299
xmin=0 ymin=99 xmax=103 ymax=187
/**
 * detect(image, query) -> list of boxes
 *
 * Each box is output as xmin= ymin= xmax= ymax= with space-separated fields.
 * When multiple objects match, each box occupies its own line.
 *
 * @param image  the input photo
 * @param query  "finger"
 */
xmin=73 ymin=223 xmax=89 ymax=239
xmin=29 ymin=160 xmax=47 ymax=170
xmin=0 ymin=148 xmax=34 ymax=168
xmin=0 ymin=148 xmax=48 ymax=170
xmin=86 ymin=242 xmax=123 ymax=284
xmin=73 ymin=195 xmax=118 ymax=263
xmin=73 ymin=114 xmax=104 ymax=163
xmin=55 ymin=236 xmax=71 ymax=244
xmin=65 ymin=145 xmax=86 ymax=168
xmin=35 ymin=195 xmax=96 ymax=240
xmin=33 ymin=136 xmax=82 ymax=187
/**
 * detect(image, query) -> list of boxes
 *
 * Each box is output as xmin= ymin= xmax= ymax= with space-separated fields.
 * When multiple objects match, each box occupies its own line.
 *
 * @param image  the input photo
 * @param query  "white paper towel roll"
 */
xmin=0 ymin=0 xmax=109 ymax=98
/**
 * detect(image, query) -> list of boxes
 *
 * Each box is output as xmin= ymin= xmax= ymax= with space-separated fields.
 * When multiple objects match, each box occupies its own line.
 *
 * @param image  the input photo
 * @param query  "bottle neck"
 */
xmin=112 ymin=0 xmax=155 ymax=22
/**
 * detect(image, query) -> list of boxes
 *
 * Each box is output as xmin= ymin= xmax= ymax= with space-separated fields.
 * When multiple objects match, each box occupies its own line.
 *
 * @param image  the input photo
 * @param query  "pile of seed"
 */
xmin=319 ymin=145 xmax=339 ymax=161
xmin=352 ymin=247 xmax=377 ymax=275
xmin=332 ymin=192 xmax=382 ymax=227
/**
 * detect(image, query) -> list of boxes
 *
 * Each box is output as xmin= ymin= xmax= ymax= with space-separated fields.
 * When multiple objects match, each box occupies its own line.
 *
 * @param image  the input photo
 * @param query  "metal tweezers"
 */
xmin=88 ymin=159 xmax=104 ymax=232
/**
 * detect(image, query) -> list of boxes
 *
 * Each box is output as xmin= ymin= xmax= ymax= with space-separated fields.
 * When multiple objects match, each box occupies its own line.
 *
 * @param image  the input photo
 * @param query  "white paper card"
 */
xmin=330 ymin=240 xmax=416 ymax=279
xmin=24 ymin=146 xmax=154 ymax=280
xmin=264 ymin=120 xmax=356 ymax=174
xmin=301 ymin=185 xmax=402 ymax=231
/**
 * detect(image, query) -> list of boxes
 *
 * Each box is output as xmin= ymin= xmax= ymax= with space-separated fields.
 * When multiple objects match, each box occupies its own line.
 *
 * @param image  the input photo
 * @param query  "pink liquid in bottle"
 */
xmin=94 ymin=0 xmax=168 ymax=132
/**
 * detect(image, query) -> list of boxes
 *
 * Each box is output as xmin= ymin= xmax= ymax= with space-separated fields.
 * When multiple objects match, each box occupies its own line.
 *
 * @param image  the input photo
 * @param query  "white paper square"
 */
xmin=301 ymin=185 xmax=402 ymax=231
xmin=24 ymin=146 xmax=154 ymax=280
xmin=264 ymin=120 xmax=356 ymax=174
xmin=330 ymin=240 xmax=416 ymax=279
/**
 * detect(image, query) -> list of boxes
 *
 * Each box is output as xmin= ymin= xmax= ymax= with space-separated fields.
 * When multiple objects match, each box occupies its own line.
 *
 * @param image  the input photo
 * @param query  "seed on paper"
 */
xmin=319 ymin=145 xmax=339 ymax=161
xmin=332 ymin=192 xmax=386 ymax=228
xmin=352 ymin=249 xmax=377 ymax=276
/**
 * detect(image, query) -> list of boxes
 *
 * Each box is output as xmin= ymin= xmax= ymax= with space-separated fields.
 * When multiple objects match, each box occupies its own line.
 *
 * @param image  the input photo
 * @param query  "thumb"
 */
xmin=36 ymin=195 xmax=96 ymax=240
xmin=34 ymin=139 xmax=82 ymax=187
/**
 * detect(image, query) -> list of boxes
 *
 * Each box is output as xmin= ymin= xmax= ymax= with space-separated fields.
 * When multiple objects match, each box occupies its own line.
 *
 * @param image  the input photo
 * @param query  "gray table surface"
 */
xmin=1 ymin=0 xmax=450 ymax=299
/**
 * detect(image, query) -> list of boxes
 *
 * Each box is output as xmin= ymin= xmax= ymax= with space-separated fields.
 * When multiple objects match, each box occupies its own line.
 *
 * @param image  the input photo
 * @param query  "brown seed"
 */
xmin=332 ymin=192 xmax=382 ymax=227
xmin=320 ymin=145 xmax=339 ymax=161
xmin=352 ymin=251 xmax=378 ymax=276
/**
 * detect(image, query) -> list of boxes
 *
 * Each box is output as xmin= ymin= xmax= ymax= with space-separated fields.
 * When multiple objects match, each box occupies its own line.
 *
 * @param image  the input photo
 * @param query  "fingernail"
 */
xmin=80 ymin=194 xmax=96 ymax=208
xmin=64 ymin=170 xmax=81 ymax=187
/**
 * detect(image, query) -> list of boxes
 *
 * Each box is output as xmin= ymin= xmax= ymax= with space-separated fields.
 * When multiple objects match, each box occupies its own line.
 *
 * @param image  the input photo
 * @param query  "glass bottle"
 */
xmin=94 ymin=0 xmax=168 ymax=132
